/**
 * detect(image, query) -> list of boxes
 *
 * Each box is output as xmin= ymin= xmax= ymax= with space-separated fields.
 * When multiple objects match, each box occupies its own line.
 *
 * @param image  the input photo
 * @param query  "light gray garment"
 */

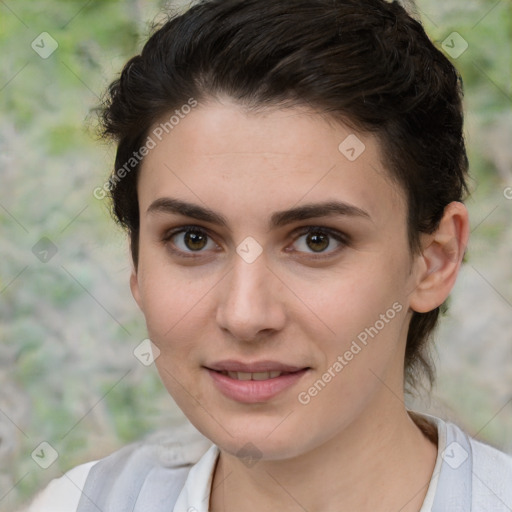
xmin=75 ymin=423 xmax=213 ymax=512
xmin=28 ymin=414 xmax=512 ymax=511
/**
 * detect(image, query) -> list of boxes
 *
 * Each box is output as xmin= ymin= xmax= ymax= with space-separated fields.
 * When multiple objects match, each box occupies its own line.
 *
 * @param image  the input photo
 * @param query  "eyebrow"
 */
xmin=147 ymin=197 xmax=371 ymax=229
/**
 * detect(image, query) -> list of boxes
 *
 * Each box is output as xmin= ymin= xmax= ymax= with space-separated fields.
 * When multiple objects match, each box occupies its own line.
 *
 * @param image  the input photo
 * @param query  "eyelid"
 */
xmin=162 ymin=224 xmax=211 ymax=242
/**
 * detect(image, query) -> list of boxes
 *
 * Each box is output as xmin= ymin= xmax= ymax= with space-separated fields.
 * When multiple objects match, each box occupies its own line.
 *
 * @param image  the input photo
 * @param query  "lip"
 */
xmin=204 ymin=361 xmax=310 ymax=403
xmin=205 ymin=359 xmax=307 ymax=373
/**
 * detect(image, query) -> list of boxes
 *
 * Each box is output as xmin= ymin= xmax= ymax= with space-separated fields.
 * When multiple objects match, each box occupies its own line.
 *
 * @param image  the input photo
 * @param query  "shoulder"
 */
xmin=469 ymin=434 xmax=512 ymax=507
xmin=24 ymin=461 xmax=98 ymax=512
xmin=413 ymin=412 xmax=512 ymax=510
xmin=436 ymin=413 xmax=512 ymax=508
xmin=24 ymin=422 xmax=213 ymax=512
xmin=470 ymin=434 xmax=512 ymax=473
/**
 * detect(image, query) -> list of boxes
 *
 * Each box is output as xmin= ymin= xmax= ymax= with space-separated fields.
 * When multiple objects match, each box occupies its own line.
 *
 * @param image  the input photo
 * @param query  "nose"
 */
xmin=215 ymin=252 xmax=287 ymax=343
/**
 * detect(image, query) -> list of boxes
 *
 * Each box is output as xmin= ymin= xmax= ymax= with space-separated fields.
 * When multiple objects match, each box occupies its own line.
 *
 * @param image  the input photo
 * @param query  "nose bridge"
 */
xmin=216 ymin=252 xmax=285 ymax=340
xmin=232 ymin=253 xmax=269 ymax=305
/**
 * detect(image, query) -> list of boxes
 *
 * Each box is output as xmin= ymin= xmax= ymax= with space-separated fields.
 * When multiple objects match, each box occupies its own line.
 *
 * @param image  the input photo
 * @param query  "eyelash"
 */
xmin=162 ymin=224 xmax=349 ymax=260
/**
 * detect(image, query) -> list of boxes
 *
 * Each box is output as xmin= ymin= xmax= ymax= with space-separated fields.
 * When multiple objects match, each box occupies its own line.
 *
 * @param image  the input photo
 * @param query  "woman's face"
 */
xmin=131 ymin=98 xmax=424 ymax=460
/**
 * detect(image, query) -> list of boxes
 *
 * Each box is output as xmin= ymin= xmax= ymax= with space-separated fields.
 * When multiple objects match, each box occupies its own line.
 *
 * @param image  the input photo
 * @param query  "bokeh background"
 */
xmin=1 ymin=0 xmax=511 ymax=510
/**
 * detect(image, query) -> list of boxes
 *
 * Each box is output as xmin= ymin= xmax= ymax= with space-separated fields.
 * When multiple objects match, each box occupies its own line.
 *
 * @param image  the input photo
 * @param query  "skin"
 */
xmin=130 ymin=97 xmax=469 ymax=512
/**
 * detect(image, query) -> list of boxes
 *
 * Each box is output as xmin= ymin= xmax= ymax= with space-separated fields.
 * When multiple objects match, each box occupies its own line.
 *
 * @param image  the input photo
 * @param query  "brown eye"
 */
xmin=291 ymin=227 xmax=348 ymax=257
xmin=183 ymin=229 xmax=208 ymax=251
xmin=164 ymin=226 xmax=217 ymax=256
xmin=305 ymin=232 xmax=330 ymax=252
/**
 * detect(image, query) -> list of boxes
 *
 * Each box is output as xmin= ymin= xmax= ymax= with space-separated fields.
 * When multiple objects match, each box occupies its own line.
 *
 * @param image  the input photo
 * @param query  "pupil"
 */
xmin=307 ymin=232 xmax=329 ymax=252
xmin=185 ymin=230 xmax=207 ymax=251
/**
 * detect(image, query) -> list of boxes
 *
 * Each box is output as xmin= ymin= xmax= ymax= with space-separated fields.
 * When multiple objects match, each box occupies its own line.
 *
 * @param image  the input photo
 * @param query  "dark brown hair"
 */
xmin=99 ymin=0 xmax=469 ymax=391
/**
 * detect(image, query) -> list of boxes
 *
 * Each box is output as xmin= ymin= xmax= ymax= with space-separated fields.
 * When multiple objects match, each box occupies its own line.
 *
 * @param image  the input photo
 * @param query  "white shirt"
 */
xmin=24 ymin=413 xmax=512 ymax=511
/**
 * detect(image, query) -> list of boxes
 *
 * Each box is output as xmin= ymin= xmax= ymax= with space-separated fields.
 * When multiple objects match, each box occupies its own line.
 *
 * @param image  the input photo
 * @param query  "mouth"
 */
xmin=204 ymin=361 xmax=311 ymax=403
xmin=215 ymin=370 xmax=297 ymax=380
xmin=205 ymin=359 xmax=309 ymax=374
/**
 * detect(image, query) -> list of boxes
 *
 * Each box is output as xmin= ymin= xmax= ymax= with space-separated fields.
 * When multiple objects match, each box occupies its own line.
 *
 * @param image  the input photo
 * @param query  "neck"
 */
xmin=209 ymin=396 xmax=437 ymax=512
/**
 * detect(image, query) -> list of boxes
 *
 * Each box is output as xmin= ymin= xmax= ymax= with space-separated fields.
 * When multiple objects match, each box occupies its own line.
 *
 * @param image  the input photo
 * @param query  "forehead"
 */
xmin=137 ymin=99 xmax=406 ymax=228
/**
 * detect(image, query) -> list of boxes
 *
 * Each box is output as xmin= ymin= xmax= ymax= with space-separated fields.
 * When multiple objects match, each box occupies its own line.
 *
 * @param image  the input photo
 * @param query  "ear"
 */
xmin=409 ymin=201 xmax=469 ymax=313
xmin=130 ymin=264 xmax=144 ymax=311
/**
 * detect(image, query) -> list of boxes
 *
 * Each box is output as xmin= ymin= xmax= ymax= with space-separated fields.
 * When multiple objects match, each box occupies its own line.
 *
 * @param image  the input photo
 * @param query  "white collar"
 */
xmin=173 ymin=443 xmax=220 ymax=512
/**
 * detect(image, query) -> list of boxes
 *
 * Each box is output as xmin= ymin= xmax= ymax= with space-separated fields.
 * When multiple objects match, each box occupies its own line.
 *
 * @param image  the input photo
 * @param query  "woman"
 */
xmin=27 ymin=0 xmax=512 ymax=510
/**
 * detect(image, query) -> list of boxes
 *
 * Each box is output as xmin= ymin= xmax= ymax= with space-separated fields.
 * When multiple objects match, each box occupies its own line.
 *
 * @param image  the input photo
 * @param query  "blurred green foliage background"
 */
xmin=1 ymin=1 xmax=511 ymax=510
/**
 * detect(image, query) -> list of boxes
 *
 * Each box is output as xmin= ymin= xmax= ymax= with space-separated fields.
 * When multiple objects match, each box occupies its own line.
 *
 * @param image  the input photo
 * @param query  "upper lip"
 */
xmin=205 ymin=360 xmax=309 ymax=373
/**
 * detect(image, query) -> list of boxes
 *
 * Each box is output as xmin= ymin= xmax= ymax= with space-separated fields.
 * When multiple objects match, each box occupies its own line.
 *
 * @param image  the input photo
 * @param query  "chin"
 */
xmin=186 ymin=411 xmax=316 ymax=461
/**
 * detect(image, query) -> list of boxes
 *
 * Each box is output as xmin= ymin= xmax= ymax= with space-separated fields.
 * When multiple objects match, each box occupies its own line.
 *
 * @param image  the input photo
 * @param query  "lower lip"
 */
xmin=206 ymin=368 xmax=309 ymax=403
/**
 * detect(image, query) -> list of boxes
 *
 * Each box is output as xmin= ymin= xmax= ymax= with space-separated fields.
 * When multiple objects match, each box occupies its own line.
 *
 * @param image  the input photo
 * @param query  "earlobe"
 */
xmin=409 ymin=201 xmax=469 ymax=313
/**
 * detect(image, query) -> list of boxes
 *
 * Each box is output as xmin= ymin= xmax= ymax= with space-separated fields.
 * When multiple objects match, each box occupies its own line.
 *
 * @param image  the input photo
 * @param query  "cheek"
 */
xmin=141 ymin=269 xmax=210 ymax=402
xmin=301 ymin=256 xmax=408 ymax=339
xmin=136 ymin=269 xmax=224 ymax=412
xmin=294 ymin=256 xmax=410 ymax=395
xmin=135 ymin=241 xmax=215 ymax=340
